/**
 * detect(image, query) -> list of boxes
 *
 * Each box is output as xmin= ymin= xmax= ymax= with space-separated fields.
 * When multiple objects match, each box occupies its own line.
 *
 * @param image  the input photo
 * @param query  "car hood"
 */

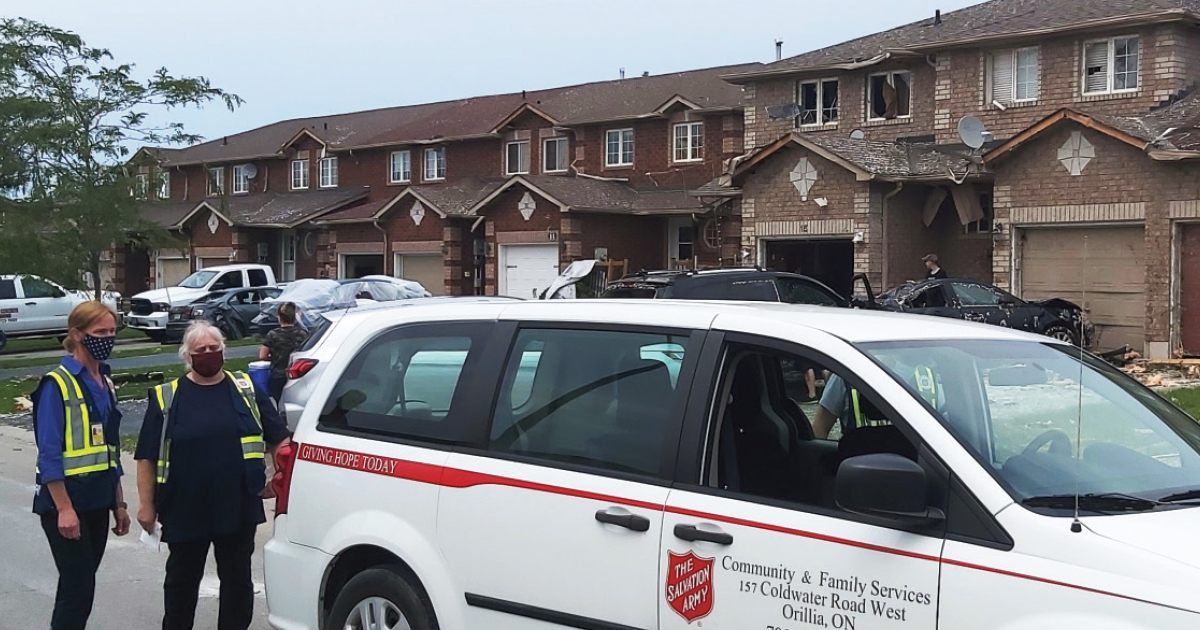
xmin=1029 ymin=297 xmax=1082 ymax=312
xmin=131 ymin=287 xmax=208 ymax=306
xmin=1085 ymin=507 xmax=1200 ymax=571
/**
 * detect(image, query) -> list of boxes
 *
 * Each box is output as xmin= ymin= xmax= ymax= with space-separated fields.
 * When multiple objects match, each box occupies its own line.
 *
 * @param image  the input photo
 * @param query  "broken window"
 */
xmin=1084 ymin=36 xmax=1139 ymax=94
xmin=868 ymin=71 xmax=911 ymax=120
xmin=964 ymin=193 xmax=994 ymax=234
xmin=990 ymin=47 xmax=1040 ymax=104
xmin=797 ymin=79 xmax=839 ymax=127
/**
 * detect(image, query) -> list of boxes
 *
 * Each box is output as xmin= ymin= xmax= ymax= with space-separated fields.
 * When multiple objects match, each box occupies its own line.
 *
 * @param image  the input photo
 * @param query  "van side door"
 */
xmin=660 ymin=330 xmax=945 ymax=630
xmin=438 ymin=323 xmax=704 ymax=629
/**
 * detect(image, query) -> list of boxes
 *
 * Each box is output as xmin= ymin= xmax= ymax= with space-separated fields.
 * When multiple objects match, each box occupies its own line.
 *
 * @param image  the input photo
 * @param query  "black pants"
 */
xmin=268 ymin=373 xmax=286 ymax=405
xmin=163 ymin=525 xmax=257 ymax=630
xmin=40 ymin=509 xmax=110 ymax=630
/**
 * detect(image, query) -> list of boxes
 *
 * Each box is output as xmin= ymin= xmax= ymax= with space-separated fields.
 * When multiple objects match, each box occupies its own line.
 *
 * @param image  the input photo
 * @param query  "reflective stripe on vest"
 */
xmin=850 ymin=388 xmax=889 ymax=429
xmin=47 ymin=366 xmax=116 ymax=476
xmin=153 ymin=371 xmax=263 ymax=485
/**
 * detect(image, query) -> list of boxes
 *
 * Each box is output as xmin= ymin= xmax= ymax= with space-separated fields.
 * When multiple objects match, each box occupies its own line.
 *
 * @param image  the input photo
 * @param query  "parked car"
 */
xmin=0 ymin=274 xmax=121 ymax=352
xmin=164 ymin=286 xmax=283 ymax=343
xmin=264 ymin=300 xmax=1200 ymax=629
xmin=878 ymin=278 xmax=1095 ymax=347
xmin=250 ymin=277 xmax=430 ymax=336
xmin=126 ymin=263 xmax=276 ymax=341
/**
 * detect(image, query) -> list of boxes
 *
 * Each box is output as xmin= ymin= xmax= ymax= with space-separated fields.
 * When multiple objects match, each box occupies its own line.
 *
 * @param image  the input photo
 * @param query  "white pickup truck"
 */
xmin=0 ymin=275 xmax=122 ymax=352
xmin=125 ymin=263 xmax=276 ymax=341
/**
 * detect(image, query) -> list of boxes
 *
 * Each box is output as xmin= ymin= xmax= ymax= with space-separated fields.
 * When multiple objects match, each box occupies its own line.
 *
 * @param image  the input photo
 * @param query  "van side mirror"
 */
xmin=836 ymin=454 xmax=943 ymax=524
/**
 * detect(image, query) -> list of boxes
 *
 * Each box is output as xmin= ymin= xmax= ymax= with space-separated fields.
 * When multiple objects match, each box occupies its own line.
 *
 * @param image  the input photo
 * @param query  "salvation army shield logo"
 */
xmin=666 ymin=551 xmax=714 ymax=622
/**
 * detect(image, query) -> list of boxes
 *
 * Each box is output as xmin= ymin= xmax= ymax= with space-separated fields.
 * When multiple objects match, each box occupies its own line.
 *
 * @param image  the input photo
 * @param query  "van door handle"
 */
xmin=594 ymin=509 xmax=650 ymax=532
xmin=25 ymin=302 xmax=36 ymax=306
xmin=674 ymin=524 xmax=733 ymax=545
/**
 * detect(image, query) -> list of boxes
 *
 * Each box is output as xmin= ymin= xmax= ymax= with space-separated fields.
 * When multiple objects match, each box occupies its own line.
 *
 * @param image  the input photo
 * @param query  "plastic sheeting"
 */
xmin=260 ymin=278 xmax=430 ymax=329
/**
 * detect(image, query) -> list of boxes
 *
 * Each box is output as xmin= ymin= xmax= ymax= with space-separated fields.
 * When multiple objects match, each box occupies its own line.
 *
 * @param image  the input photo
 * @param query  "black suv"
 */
xmin=600 ymin=268 xmax=855 ymax=307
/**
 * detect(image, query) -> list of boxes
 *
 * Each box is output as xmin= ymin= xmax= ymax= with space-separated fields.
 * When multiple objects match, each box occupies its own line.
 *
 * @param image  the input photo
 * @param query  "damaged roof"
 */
xmin=505 ymin=175 xmax=703 ymax=215
xmin=148 ymin=188 xmax=369 ymax=229
xmin=148 ymin=63 xmax=758 ymax=166
xmin=139 ymin=200 xmax=201 ymax=228
xmin=725 ymin=0 xmax=1200 ymax=81
xmin=734 ymin=132 xmax=976 ymax=181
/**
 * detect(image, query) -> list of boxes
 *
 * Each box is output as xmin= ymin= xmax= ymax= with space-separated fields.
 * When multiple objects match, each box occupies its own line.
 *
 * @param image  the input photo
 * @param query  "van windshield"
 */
xmin=178 ymin=270 xmax=218 ymax=289
xmin=861 ymin=340 xmax=1200 ymax=510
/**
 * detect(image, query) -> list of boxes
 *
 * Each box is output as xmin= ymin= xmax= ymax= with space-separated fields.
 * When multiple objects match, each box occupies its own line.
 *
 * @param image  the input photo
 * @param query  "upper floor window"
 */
xmin=543 ymin=137 xmax=569 ymax=173
xmin=232 ymin=164 xmax=251 ymax=194
xmin=157 ymin=172 xmax=170 ymax=200
xmin=207 ymin=167 xmax=224 ymax=196
xmin=506 ymin=140 xmax=530 ymax=175
xmin=134 ymin=173 xmax=149 ymax=199
xmin=673 ymin=122 xmax=704 ymax=162
xmin=606 ymin=128 xmax=634 ymax=167
xmin=319 ymin=157 xmax=338 ymax=188
xmin=424 ymin=147 xmax=446 ymax=181
xmin=867 ymin=70 xmax=911 ymax=120
xmin=990 ymin=47 xmax=1040 ymax=105
xmin=291 ymin=159 xmax=309 ymax=190
xmin=389 ymin=150 xmax=411 ymax=183
xmin=1084 ymin=36 xmax=1139 ymax=95
xmin=798 ymin=78 xmax=839 ymax=126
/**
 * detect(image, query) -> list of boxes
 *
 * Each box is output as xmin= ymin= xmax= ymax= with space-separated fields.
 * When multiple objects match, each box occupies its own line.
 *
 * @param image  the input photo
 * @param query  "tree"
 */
xmin=0 ymin=18 xmax=241 ymax=298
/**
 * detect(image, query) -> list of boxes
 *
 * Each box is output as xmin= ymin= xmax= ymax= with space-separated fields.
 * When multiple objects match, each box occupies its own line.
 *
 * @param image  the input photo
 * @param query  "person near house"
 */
xmin=923 ymin=254 xmax=947 ymax=280
xmin=135 ymin=320 xmax=289 ymax=630
xmin=259 ymin=302 xmax=308 ymax=404
xmin=31 ymin=301 xmax=130 ymax=630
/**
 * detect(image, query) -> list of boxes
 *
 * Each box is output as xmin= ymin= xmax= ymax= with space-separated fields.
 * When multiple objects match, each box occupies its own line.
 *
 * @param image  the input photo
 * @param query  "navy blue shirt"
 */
xmin=32 ymin=357 xmax=123 ymax=515
xmin=135 ymin=373 xmax=288 ymax=543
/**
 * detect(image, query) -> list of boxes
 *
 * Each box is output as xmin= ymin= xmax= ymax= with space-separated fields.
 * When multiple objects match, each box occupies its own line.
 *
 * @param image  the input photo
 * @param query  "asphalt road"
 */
xmin=0 ymin=425 xmax=274 ymax=630
xmin=0 ymin=345 xmax=262 ymax=381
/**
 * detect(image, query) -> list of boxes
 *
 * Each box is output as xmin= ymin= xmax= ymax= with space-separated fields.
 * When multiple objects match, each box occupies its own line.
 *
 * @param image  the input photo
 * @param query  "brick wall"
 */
xmin=481 ymin=187 xmax=564 ymax=294
xmin=578 ymin=214 xmax=665 ymax=273
xmin=571 ymin=114 xmax=737 ymax=189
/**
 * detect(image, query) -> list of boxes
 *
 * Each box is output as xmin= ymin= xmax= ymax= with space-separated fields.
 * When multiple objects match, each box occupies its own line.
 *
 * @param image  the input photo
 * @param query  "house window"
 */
xmin=543 ymin=137 xmax=569 ymax=173
xmin=703 ymin=219 xmax=721 ymax=249
xmin=605 ymin=128 xmax=634 ymax=167
xmin=319 ymin=157 xmax=338 ymax=188
xmin=990 ymin=47 xmax=1040 ymax=104
xmin=290 ymin=160 xmax=309 ymax=190
xmin=867 ymin=70 xmax=912 ymax=120
xmin=281 ymin=232 xmax=297 ymax=282
xmin=389 ymin=150 xmax=411 ymax=183
xmin=134 ymin=173 xmax=149 ymax=199
xmin=964 ymin=194 xmax=994 ymax=235
xmin=424 ymin=147 xmax=445 ymax=181
xmin=797 ymin=79 xmax=839 ymax=126
xmin=1084 ymin=36 xmax=1140 ymax=94
xmin=232 ymin=164 xmax=251 ymax=194
xmin=506 ymin=140 xmax=530 ymax=175
xmin=207 ymin=167 xmax=224 ymax=196
xmin=157 ymin=171 xmax=170 ymax=200
xmin=673 ymin=122 xmax=704 ymax=162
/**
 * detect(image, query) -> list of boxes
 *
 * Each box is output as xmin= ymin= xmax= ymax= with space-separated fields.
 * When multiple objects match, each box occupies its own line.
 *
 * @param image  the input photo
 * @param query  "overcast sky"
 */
xmin=10 ymin=0 xmax=979 ymax=143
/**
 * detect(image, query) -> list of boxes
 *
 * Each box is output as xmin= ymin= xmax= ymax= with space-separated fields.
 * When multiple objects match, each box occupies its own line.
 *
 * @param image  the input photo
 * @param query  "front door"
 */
xmin=661 ymin=333 xmax=943 ymax=630
xmin=439 ymin=325 xmax=698 ymax=629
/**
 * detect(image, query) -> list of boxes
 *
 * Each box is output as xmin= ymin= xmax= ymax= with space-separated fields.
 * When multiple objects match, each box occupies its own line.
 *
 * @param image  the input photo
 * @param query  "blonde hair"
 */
xmin=64 ymin=302 xmax=118 ymax=353
xmin=178 ymin=320 xmax=226 ymax=364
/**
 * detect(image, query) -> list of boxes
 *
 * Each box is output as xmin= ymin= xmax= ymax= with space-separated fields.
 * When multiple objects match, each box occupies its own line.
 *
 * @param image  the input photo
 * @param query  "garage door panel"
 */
xmin=158 ymin=259 xmax=191 ymax=287
xmin=397 ymin=254 xmax=444 ymax=295
xmin=501 ymin=245 xmax=560 ymax=299
xmin=1021 ymin=227 xmax=1144 ymax=352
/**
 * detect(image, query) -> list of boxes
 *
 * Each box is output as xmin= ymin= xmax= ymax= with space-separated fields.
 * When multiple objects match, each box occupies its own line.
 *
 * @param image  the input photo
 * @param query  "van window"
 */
xmin=0 ymin=280 xmax=15 ymax=300
xmin=319 ymin=325 xmax=488 ymax=441
xmin=248 ymin=269 xmax=269 ymax=287
xmin=777 ymin=278 xmax=839 ymax=306
xmin=489 ymin=328 xmax=690 ymax=477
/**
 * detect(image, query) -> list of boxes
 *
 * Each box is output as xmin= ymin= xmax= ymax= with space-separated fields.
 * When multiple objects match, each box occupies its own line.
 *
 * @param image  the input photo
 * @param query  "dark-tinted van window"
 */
xmin=777 ymin=278 xmax=839 ymax=307
xmin=725 ymin=279 xmax=778 ymax=301
xmin=248 ymin=269 xmax=269 ymax=287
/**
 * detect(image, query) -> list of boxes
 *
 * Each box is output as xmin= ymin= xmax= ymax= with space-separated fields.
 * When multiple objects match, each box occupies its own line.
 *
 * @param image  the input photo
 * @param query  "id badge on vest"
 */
xmin=91 ymin=423 xmax=105 ymax=447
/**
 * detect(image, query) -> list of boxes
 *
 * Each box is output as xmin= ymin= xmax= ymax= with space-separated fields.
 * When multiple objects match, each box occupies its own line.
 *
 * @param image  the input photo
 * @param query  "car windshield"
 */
xmin=861 ymin=340 xmax=1200 ymax=509
xmin=178 ymin=270 xmax=218 ymax=289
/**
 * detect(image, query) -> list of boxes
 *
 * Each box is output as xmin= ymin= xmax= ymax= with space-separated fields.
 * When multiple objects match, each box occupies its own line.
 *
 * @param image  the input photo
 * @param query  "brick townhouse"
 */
xmin=722 ymin=0 xmax=1200 ymax=357
xmin=123 ymin=63 xmax=756 ymax=300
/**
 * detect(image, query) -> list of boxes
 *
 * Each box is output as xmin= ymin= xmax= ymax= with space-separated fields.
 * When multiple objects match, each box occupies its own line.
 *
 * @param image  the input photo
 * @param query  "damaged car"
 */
xmin=165 ymin=286 xmax=282 ymax=342
xmin=879 ymin=278 xmax=1095 ymax=347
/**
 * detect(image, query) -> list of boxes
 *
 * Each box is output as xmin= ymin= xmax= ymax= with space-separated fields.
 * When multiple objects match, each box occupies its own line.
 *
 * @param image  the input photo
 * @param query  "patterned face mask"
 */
xmin=82 ymin=334 xmax=116 ymax=362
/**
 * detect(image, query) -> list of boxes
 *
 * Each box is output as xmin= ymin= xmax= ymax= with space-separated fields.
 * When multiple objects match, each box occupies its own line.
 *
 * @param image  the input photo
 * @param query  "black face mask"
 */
xmin=82 ymin=334 xmax=116 ymax=362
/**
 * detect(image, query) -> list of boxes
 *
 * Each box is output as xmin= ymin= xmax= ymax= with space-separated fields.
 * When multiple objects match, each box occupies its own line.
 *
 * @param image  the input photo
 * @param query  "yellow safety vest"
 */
xmin=45 ymin=366 xmax=119 ymax=477
xmin=849 ymin=367 xmax=937 ymax=428
xmin=152 ymin=370 xmax=264 ymax=485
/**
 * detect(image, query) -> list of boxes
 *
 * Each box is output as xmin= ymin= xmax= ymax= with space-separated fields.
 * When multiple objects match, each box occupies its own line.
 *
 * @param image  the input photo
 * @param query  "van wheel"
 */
xmin=327 ymin=566 xmax=437 ymax=630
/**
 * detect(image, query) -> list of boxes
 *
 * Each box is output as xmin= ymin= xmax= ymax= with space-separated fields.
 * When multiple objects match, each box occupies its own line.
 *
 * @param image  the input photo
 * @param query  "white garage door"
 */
xmin=1020 ymin=226 xmax=1145 ymax=352
xmin=501 ymin=244 xmax=560 ymax=299
xmin=157 ymin=258 xmax=191 ymax=287
xmin=396 ymin=254 xmax=445 ymax=295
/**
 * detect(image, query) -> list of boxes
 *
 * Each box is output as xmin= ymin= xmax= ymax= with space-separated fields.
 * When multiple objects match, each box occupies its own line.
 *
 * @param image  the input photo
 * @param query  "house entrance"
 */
xmin=763 ymin=239 xmax=854 ymax=298
xmin=340 ymin=254 xmax=384 ymax=279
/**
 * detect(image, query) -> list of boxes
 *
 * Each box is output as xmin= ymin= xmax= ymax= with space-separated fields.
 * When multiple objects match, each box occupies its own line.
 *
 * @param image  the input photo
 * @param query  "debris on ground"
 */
xmin=1122 ymin=358 xmax=1200 ymax=390
xmin=13 ymin=396 xmax=31 ymax=413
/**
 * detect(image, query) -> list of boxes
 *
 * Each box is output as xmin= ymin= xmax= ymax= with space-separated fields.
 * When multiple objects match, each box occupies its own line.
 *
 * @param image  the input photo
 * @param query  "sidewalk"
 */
xmin=0 ymin=345 xmax=262 ymax=381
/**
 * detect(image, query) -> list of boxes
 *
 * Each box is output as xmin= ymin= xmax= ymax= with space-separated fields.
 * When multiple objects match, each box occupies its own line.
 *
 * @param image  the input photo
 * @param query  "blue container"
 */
xmin=247 ymin=361 xmax=272 ymax=396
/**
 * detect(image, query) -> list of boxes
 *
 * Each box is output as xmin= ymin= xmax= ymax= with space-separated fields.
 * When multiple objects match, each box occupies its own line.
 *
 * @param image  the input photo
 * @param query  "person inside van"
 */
xmin=259 ymin=302 xmax=308 ymax=404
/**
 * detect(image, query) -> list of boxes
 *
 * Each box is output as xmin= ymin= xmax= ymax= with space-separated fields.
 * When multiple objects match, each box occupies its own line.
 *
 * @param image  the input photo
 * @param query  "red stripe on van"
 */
xmin=297 ymin=444 xmax=1191 ymax=614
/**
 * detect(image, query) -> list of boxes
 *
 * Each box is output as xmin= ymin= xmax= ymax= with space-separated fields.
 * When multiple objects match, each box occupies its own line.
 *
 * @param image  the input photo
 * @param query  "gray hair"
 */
xmin=178 ymin=320 xmax=226 ymax=365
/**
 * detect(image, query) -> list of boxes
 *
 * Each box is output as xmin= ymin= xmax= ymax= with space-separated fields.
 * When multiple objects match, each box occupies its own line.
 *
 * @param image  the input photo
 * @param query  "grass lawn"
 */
xmin=1163 ymin=386 xmax=1200 ymax=421
xmin=0 ymin=336 xmax=262 ymax=370
xmin=2 ymin=327 xmax=145 ymax=355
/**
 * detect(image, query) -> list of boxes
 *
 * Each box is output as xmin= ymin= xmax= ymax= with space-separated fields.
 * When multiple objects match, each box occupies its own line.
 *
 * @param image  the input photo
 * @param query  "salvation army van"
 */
xmin=263 ymin=299 xmax=1200 ymax=629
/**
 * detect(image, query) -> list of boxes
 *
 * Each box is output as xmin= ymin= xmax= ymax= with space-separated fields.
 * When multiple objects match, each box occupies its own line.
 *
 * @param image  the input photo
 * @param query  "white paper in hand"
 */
xmin=139 ymin=525 xmax=162 ymax=552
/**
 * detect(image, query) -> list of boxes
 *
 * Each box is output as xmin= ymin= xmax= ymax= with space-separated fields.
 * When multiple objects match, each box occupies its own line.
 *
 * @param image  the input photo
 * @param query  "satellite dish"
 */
xmin=849 ymin=129 xmax=866 ymax=140
xmin=241 ymin=163 xmax=258 ymax=179
xmin=958 ymin=115 xmax=988 ymax=149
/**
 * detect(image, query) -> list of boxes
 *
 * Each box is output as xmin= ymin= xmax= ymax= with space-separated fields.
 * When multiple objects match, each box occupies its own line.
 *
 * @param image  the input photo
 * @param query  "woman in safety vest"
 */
xmin=32 ymin=301 xmax=131 ymax=630
xmin=134 ymin=319 xmax=288 ymax=630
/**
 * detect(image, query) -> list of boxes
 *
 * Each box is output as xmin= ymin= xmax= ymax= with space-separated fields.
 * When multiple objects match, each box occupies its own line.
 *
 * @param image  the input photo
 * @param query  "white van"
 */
xmin=264 ymin=300 xmax=1200 ymax=629
xmin=126 ymin=263 xmax=275 ymax=340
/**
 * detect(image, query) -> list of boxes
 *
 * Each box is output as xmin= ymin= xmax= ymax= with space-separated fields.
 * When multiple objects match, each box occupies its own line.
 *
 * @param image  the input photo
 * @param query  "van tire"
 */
xmin=326 ymin=565 xmax=438 ymax=630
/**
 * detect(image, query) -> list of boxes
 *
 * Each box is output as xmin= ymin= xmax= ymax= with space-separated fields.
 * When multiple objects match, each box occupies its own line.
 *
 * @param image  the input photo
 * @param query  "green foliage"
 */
xmin=0 ymin=18 xmax=241 ymax=297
